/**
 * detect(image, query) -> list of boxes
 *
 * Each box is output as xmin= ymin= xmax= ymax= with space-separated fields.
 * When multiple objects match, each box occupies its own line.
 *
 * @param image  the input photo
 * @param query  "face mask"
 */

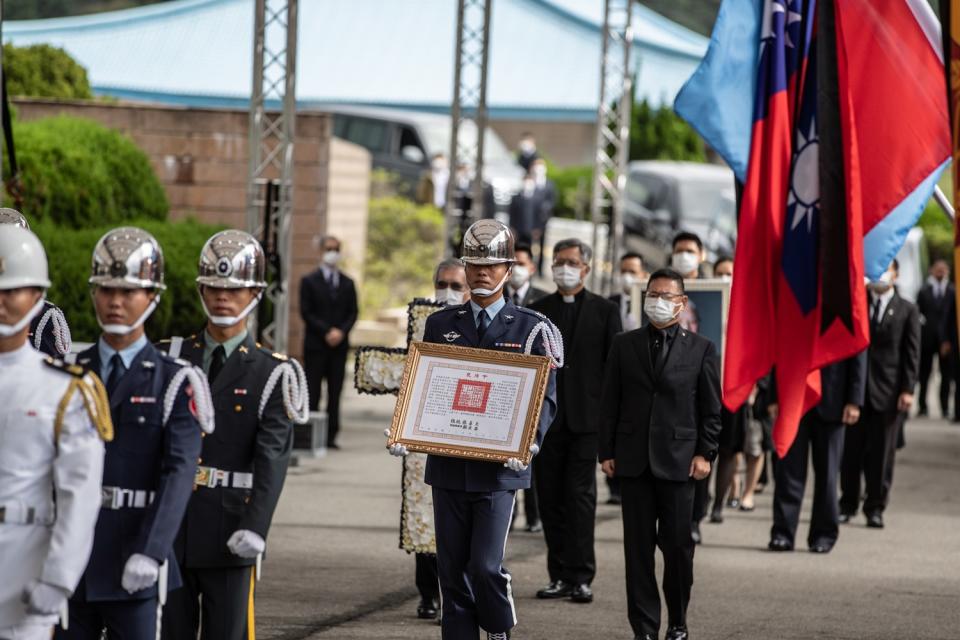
xmin=0 ymin=296 xmax=46 ymax=338
xmin=471 ymin=270 xmax=510 ymax=298
xmin=621 ymin=273 xmax=639 ymax=294
xmin=96 ymin=293 xmax=160 ymax=336
xmin=434 ymin=288 xmax=465 ymax=306
xmin=718 ymin=274 xmax=732 ymax=282
xmin=671 ymin=251 xmax=700 ymax=276
xmin=510 ymin=265 xmax=531 ymax=288
xmin=520 ymin=141 xmax=536 ymax=154
xmin=868 ymin=271 xmax=893 ymax=292
xmin=553 ymin=265 xmax=582 ymax=291
xmin=200 ymin=289 xmax=263 ymax=327
xmin=322 ymin=251 xmax=340 ymax=266
xmin=644 ymin=296 xmax=680 ymax=327
xmin=533 ymin=165 xmax=547 ymax=179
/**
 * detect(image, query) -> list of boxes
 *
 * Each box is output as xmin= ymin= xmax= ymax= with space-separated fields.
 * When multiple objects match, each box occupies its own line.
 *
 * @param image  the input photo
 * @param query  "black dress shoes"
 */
xmin=416 ymin=598 xmax=439 ymax=619
xmin=524 ymin=521 xmax=543 ymax=533
xmin=536 ymin=580 xmax=573 ymax=599
xmin=768 ymin=537 xmax=793 ymax=552
xmin=709 ymin=509 xmax=724 ymax=524
xmin=838 ymin=511 xmax=854 ymax=524
xmin=809 ymin=541 xmax=833 ymax=554
xmin=666 ymin=624 xmax=690 ymax=640
xmin=866 ymin=512 xmax=884 ymax=528
xmin=691 ymin=522 xmax=702 ymax=544
xmin=634 ymin=635 xmax=656 ymax=640
xmin=570 ymin=583 xmax=593 ymax=603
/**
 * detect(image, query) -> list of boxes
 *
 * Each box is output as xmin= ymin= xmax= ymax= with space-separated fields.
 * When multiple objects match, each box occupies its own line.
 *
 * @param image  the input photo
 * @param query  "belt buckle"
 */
xmin=194 ymin=466 xmax=212 ymax=488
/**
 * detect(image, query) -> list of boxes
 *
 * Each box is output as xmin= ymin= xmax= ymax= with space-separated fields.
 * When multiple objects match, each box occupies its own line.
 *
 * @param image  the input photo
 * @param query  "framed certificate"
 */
xmin=387 ymin=341 xmax=552 ymax=464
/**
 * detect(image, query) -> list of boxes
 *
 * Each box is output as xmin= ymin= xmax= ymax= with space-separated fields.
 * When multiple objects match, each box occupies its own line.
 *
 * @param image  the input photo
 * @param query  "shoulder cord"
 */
xmin=54 ymin=372 xmax=114 ymax=445
xmin=260 ymin=359 xmax=310 ymax=424
xmin=34 ymin=306 xmax=73 ymax=356
xmin=163 ymin=365 xmax=215 ymax=434
xmin=524 ymin=319 xmax=565 ymax=369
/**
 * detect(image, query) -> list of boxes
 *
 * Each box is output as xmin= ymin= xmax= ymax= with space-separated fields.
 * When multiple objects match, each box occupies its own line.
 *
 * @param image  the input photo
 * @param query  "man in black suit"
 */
xmin=299 ymin=235 xmax=359 ymax=449
xmin=599 ymin=268 xmax=721 ymax=640
xmin=530 ymin=239 xmax=621 ymax=604
xmin=840 ymin=260 xmax=920 ymax=528
xmin=768 ymin=353 xmax=866 ymax=554
xmin=506 ymin=244 xmax=548 ymax=308
xmin=608 ymin=252 xmax=647 ymax=333
xmin=916 ymin=259 xmax=952 ymax=417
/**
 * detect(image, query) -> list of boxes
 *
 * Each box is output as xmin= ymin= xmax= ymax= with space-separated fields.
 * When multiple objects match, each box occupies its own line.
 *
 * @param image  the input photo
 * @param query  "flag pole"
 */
xmin=934 ymin=185 xmax=955 ymax=221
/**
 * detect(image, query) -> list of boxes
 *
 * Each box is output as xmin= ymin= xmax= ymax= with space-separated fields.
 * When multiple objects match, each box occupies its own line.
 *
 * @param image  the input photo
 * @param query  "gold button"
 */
xmin=235 ymin=405 xmax=242 ymax=412
xmin=197 ymin=458 xmax=202 ymax=464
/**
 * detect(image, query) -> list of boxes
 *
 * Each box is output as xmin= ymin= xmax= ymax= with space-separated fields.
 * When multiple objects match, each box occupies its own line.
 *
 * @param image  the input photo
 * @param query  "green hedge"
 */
xmin=362 ymin=197 xmax=444 ymax=317
xmin=33 ymin=217 xmax=227 ymax=344
xmin=2 ymin=43 xmax=93 ymax=99
xmin=6 ymin=116 xmax=168 ymax=228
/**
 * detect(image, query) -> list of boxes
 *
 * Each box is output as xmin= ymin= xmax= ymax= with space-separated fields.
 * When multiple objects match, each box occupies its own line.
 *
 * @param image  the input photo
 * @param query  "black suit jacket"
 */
xmin=814 ymin=352 xmax=867 ymax=423
xmin=507 ymin=283 xmax=548 ymax=308
xmin=866 ymin=293 xmax=920 ymax=412
xmin=917 ymin=282 xmax=953 ymax=349
xmin=531 ymin=290 xmax=621 ymax=433
xmin=299 ymin=269 xmax=359 ymax=352
xmin=599 ymin=326 xmax=721 ymax=482
xmin=158 ymin=332 xmax=294 ymax=568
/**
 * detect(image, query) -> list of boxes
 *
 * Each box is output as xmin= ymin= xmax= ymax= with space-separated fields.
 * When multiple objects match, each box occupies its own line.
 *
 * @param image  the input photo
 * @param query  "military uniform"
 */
xmin=56 ymin=341 xmax=206 ymax=640
xmin=422 ymin=299 xmax=558 ymax=638
xmin=158 ymin=331 xmax=296 ymax=640
xmin=0 ymin=348 xmax=109 ymax=640
xmin=28 ymin=301 xmax=72 ymax=358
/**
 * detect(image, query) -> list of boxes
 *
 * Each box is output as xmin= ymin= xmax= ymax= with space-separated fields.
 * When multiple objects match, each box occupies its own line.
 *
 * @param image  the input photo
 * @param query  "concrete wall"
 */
xmin=490 ymin=119 xmax=596 ymax=167
xmin=12 ymin=98 xmax=371 ymax=360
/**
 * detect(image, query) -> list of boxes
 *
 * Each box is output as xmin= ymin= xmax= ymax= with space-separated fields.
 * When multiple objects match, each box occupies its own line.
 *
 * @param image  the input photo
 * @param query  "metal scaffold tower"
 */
xmin=590 ymin=0 xmax=633 ymax=293
xmin=445 ymin=0 xmax=493 ymax=255
xmin=247 ymin=0 xmax=298 ymax=352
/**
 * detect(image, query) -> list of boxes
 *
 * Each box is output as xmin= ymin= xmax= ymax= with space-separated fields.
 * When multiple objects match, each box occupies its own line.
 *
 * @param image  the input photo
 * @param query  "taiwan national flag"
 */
xmin=677 ymin=0 xmax=950 ymax=456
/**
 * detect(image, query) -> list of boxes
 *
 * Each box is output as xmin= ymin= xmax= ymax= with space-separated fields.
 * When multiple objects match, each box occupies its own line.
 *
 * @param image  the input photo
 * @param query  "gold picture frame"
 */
xmin=387 ymin=341 xmax=552 ymax=464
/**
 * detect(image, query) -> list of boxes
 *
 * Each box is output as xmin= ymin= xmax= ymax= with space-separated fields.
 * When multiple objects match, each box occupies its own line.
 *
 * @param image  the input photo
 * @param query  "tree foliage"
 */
xmin=3 ymin=44 xmax=93 ymax=100
xmin=630 ymin=98 xmax=706 ymax=162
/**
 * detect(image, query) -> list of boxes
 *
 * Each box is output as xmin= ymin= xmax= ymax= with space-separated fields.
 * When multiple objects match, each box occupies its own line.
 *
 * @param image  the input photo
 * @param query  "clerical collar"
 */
xmin=561 ymin=289 xmax=586 ymax=304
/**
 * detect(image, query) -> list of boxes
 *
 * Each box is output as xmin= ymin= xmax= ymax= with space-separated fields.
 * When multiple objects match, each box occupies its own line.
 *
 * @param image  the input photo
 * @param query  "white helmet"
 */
xmin=0 ymin=226 xmax=51 ymax=290
xmin=0 ymin=208 xmax=29 ymax=229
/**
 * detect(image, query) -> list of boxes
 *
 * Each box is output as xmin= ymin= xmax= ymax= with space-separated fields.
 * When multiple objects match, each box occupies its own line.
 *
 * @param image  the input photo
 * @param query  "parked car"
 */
xmin=623 ymin=161 xmax=737 ymax=266
xmin=327 ymin=105 xmax=524 ymax=212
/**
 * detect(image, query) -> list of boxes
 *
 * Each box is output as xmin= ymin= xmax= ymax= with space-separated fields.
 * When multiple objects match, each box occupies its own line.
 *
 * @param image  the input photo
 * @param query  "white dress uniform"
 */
xmin=0 ymin=344 xmax=108 ymax=640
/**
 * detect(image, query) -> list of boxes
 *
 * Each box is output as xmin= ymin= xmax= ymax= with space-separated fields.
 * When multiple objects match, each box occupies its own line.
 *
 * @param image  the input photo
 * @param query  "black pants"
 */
xmin=620 ymin=472 xmax=695 ymax=638
xmin=692 ymin=474 xmax=710 ymax=524
xmin=840 ymin=406 xmax=902 ymax=516
xmin=918 ymin=343 xmax=952 ymax=415
xmin=161 ymin=565 xmax=253 ymax=640
xmin=56 ymin=596 xmax=157 ymax=640
xmin=415 ymin=553 xmax=440 ymax=603
xmin=512 ymin=476 xmax=540 ymax=528
xmin=305 ymin=346 xmax=347 ymax=446
xmin=534 ymin=428 xmax=598 ymax=585
xmin=770 ymin=411 xmax=844 ymax=547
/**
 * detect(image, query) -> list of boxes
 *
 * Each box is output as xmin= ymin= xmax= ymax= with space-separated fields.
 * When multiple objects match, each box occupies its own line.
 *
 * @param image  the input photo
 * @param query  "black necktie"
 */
xmin=513 ymin=291 xmax=521 ymax=306
xmin=871 ymin=299 xmax=882 ymax=329
xmin=106 ymin=353 xmax=125 ymax=396
xmin=651 ymin=329 xmax=668 ymax=371
xmin=477 ymin=310 xmax=490 ymax=340
xmin=208 ymin=345 xmax=226 ymax=383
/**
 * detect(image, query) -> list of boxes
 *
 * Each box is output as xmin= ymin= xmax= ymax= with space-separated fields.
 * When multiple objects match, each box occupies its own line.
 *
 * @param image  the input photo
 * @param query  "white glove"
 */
xmin=121 ymin=554 xmax=160 ymax=594
xmin=227 ymin=529 xmax=266 ymax=558
xmin=22 ymin=580 xmax=69 ymax=615
xmin=504 ymin=443 xmax=540 ymax=472
xmin=385 ymin=428 xmax=408 ymax=456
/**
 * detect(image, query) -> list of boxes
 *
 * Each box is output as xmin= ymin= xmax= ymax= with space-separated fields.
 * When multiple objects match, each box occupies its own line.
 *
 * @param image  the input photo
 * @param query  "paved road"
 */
xmin=253 ymin=386 xmax=960 ymax=639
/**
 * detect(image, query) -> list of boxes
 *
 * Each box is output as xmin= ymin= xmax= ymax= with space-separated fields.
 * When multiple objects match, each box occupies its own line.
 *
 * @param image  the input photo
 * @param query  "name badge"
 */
xmin=234 ymin=389 xmax=248 ymax=396
xmin=495 ymin=342 xmax=523 ymax=349
xmin=130 ymin=396 xmax=156 ymax=404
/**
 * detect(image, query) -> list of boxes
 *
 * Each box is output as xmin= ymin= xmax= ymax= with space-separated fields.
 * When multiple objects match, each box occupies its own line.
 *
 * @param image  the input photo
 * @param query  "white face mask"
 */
xmin=200 ymin=289 xmax=263 ymax=327
xmin=471 ymin=270 xmax=510 ymax=298
xmin=520 ymin=140 xmax=536 ymax=154
xmin=671 ymin=251 xmax=700 ymax=276
xmin=533 ymin=165 xmax=547 ymax=179
xmin=644 ymin=295 xmax=680 ymax=327
xmin=621 ymin=273 xmax=639 ymax=295
xmin=0 ymin=296 xmax=46 ymax=338
xmin=97 ymin=294 xmax=161 ymax=336
xmin=718 ymin=274 xmax=732 ymax=282
xmin=553 ymin=265 xmax=582 ymax=291
xmin=322 ymin=251 xmax=340 ymax=267
xmin=434 ymin=288 xmax=465 ymax=306
xmin=509 ymin=265 xmax=531 ymax=289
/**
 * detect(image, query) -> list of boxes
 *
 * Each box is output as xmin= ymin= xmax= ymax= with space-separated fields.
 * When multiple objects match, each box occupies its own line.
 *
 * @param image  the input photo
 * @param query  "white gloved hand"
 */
xmin=121 ymin=554 xmax=160 ymax=594
xmin=227 ymin=529 xmax=266 ymax=558
xmin=385 ymin=429 xmax=408 ymax=456
xmin=22 ymin=580 xmax=69 ymax=615
xmin=504 ymin=443 xmax=539 ymax=472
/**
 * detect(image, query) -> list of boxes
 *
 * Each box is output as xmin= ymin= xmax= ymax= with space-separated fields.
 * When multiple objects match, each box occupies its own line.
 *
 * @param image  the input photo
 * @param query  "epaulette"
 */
xmin=55 ymin=369 xmax=114 ymax=443
xmin=271 ymin=351 xmax=289 ymax=361
xmin=44 ymin=357 xmax=85 ymax=377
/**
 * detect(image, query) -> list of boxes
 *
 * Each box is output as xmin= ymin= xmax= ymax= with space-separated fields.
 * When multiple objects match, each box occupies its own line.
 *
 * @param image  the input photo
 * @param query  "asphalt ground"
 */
xmin=253 ymin=385 xmax=960 ymax=639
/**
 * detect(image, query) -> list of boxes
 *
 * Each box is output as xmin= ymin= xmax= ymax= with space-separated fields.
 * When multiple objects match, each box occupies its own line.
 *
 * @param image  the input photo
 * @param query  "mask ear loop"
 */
xmin=96 ymin=293 xmax=160 ymax=336
xmin=199 ymin=287 xmax=263 ymax=327
xmin=0 ymin=296 xmax=47 ymax=338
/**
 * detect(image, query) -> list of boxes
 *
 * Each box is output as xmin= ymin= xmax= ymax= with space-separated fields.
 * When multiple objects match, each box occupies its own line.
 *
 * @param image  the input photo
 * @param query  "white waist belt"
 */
xmin=0 ymin=502 xmax=54 ymax=525
xmin=101 ymin=486 xmax=156 ymax=510
xmin=194 ymin=465 xmax=253 ymax=489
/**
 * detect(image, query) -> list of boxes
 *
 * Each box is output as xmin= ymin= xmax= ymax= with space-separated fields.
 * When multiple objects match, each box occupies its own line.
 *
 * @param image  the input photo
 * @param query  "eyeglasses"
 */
xmin=644 ymin=291 xmax=683 ymax=301
xmin=553 ymin=260 xmax=585 ymax=269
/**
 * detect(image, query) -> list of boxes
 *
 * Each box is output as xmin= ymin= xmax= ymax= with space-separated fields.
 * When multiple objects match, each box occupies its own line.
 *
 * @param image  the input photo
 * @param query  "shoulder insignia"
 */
xmin=239 ymin=345 xmax=249 ymax=354
xmin=443 ymin=331 xmax=461 ymax=343
xmin=44 ymin=357 xmax=85 ymax=377
xmin=457 ymin=309 xmax=468 ymax=316
xmin=142 ymin=361 xmax=156 ymax=369
xmin=504 ymin=314 xmax=515 ymax=321
xmin=271 ymin=352 xmax=289 ymax=361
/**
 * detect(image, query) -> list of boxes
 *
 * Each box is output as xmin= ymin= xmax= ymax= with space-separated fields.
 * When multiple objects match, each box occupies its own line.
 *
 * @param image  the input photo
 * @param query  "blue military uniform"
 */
xmin=57 ymin=339 xmax=204 ymax=640
xmin=422 ymin=298 xmax=557 ymax=638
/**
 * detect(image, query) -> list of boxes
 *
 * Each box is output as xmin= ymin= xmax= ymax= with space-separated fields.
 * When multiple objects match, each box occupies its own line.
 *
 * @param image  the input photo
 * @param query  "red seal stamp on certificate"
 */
xmin=452 ymin=379 xmax=492 ymax=413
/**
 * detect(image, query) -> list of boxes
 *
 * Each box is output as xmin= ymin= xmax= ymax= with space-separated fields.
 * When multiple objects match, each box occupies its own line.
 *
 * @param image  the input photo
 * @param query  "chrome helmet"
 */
xmin=0 ymin=226 xmax=50 ymax=290
xmin=0 ymin=208 xmax=29 ymax=229
xmin=460 ymin=219 xmax=515 ymax=266
xmin=196 ymin=230 xmax=267 ymax=289
xmin=89 ymin=227 xmax=166 ymax=290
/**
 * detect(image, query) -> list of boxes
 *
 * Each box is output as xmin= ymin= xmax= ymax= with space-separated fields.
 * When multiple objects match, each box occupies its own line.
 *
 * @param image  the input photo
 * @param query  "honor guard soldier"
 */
xmin=0 ymin=226 xmax=110 ymax=640
xmin=159 ymin=230 xmax=307 ymax=640
xmin=0 ymin=209 xmax=72 ymax=357
xmin=388 ymin=220 xmax=560 ymax=640
xmin=56 ymin=227 xmax=213 ymax=640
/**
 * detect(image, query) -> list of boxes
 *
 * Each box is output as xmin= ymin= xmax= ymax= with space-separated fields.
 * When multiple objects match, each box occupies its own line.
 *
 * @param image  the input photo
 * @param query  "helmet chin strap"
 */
xmin=97 ymin=295 xmax=160 ymax=336
xmin=200 ymin=291 xmax=262 ymax=327
xmin=470 ymin=268 xmax=511 ymax=298
xmin=0 ymin=296 xmax=47 ymax=338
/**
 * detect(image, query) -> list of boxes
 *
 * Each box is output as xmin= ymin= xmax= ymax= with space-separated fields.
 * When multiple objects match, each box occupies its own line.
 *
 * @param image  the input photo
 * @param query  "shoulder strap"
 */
xmin=55 ymin=372 xmax=114 ymax=444
xmin=168 ymin=336 xmax=184 ymax=359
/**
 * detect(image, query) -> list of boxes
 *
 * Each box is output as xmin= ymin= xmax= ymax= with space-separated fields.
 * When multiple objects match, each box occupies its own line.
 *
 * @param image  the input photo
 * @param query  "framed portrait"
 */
xmin=387 ymin=341 xmax=552 ymax=464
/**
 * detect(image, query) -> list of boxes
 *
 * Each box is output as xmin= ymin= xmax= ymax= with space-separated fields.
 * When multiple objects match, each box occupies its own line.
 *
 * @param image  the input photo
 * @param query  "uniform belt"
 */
xmin=0 ymin=502 xmax=55 ymax=526
xmin=194 ymin=465 xmax=253 ymax=489
xmin=101 ymin=486 xmax=156 ymax=510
